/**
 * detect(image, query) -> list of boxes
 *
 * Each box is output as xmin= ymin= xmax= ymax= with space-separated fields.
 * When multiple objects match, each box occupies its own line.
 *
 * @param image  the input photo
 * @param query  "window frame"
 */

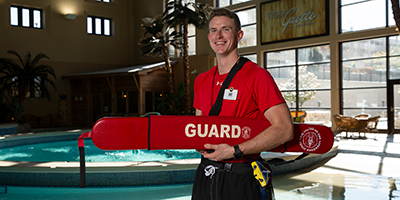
xmin=339 ymin=0 xmax=393 ymax=34
xmin=87 ymin=15 xmax=112 ymax=36
xmin=217 ymin=0 xmax=251 ymax=7
xmin=265 ymin=44 xmax=332 ymax=112
xmin=236 ymin=7 xmax=257 ymax=49
xmin=10 ymin=5 xmax=43 ymax=29
xmin=340 ymin=36 xmax=396 ymax=118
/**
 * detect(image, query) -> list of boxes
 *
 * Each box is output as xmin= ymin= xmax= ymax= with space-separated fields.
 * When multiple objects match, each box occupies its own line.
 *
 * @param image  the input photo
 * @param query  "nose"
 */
xmin=216 ymin=30 xmax=223 ymax=38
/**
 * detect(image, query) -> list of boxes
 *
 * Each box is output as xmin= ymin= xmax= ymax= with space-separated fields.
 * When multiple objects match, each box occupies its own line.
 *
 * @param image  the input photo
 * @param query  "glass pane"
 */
xmin=266 ymin=50 xmax=296 ymax=67
xmin=188 ymin=24 xmax=195 ymax=36
xmin=303 ymin=109 xmax=331 ymax=125
xmin=95 ymin=18 xmax=102 ymax=35
xmin=390 ymin=57 xmax=400 ymax=79
xmin=218 ymin=0 xmax=229 ymax=7
xmin=301 ymin=64 xmax=331 ymax=90
xmin=341 ymin=0 xmax=364 ymax=5
xmin=188 ymin=36 xmax=196 ymax=55
xmin=269 ymin=66 xmax=295 ymax=90
xmin=33 ymin=10 xmax=41 ymax=28
xmin=298 ymin=45 xmax=330 ymax=64
xmin=168 ymin=45 xmax=175 ymax=58
xmin=10 ymin=7 xmax=18 ymax=26
xmin=237 ymin=8 xmax=256 ymax=25
xmin=243 ymin=54 xmax=257 ymax=63
xmin=239 ymin=25 xmax=256 ymax=48
xmin=104 ymin=19 xmax=110 ymax=35
xmin=389 ymin=35 xmax=400 ymax=56
xmin=342 ymin=59 xmax=387 ymax=87
xmin=87 ymin=17 xmax=92 ymax=34
xmin=342 ymin=38 xmax=386 ymax=60
xmin=343 ymin=88 xmax=386 ymax=109
xmin=341 ymin=0 xmax=385 ymax=32
xmin=394 ymin=84 xmax=400 ymax=129
xmin=232 ymin=0 xmax=251 ymax=5
xmin=301 ymin=91 xmax=331 ymax=108
xmin=281 ymin=91 xmax=296 ymax=108
xmin=22 ymin=8 xmax=30 ymax=27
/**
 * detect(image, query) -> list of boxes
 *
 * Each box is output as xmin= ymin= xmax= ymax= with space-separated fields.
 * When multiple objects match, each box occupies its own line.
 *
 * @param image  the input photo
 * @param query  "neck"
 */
xmin=216 ymin=53 xmax=240 ymax=75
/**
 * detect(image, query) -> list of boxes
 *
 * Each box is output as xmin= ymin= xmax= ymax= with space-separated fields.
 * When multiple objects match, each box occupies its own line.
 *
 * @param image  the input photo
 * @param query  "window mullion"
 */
xmin=100 ymin=18 xmax=103 ymax=35
xmin=29 ymin=8 xmax=34 ymax=28
xmin=17 ymin=7 xmax=22 ymax=27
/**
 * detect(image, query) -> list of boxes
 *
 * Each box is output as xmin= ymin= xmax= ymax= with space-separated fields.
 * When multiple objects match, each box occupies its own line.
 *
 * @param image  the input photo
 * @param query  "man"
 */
xmin=191 ymin=8 xmax=294 ymax=200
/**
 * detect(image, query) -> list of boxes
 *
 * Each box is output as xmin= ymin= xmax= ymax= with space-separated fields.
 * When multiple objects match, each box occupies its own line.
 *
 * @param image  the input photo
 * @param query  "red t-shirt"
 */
xmin=193 ymin=60 xmax=285 ymax=162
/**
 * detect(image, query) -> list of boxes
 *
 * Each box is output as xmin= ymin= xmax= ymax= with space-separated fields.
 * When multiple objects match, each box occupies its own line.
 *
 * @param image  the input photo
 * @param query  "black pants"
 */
xmin=191 ymin=157 xmax=262 ymax=200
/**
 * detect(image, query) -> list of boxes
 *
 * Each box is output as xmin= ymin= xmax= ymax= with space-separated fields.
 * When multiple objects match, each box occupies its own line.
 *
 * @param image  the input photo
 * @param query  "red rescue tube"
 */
xmin=90 ymin=115 xmax=334 ymax=154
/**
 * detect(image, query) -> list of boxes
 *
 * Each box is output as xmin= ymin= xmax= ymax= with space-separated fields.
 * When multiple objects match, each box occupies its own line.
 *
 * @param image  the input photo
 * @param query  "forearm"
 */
xmin=239 ymin=103 xmax=293 ymax=155
xmin=239 ymin=121 xmax=293 ymax=155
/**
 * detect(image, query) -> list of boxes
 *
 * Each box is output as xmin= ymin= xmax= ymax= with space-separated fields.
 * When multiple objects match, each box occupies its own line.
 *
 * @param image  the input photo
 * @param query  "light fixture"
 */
xmin=141 ymin=17 xmax=154 ymax=24
xmin=64 ymin=13 xmax=77 ymax=20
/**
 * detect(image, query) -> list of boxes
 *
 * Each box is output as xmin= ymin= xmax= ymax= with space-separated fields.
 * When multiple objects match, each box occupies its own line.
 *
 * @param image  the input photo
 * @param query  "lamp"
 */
xmin=141 ymin=17 xmax=154 ymax=24
xmin=64 ymin=13 xmax=77 ymax=20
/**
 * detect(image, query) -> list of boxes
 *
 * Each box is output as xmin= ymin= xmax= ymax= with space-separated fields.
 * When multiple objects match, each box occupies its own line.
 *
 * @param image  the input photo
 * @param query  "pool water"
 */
xmin=0 ymin=140 xmax=200 ymax=162
xmin=1 ymin=171 xmax=398 ymax=200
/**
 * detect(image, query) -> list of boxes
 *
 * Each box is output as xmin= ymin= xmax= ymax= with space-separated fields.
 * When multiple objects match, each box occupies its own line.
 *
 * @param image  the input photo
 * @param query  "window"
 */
xmin=96 ymin=0 xmax=111 ymax=2
xmin=243 ymin=53 xmax=257 ymax=63
xmin=167 ymin=0 xmax=196 ymax=57
xmin=10 ymin=6 xmax=42 ymax=29
xmin=218 ymin=0 xmax=251 ymax=7
xmin=341 ymin=0 xmax=395 ymax=33
xmin=11 ymin=76 xmax=46 ymax=98
xmin=265 ymin=45 xmax=331 ymax=125
xmin=237 ymin=8 xmax=256 ymax=48
xmin=87 ymin=16 xmax=111 ymax=36
xmin=341 ymin=37 xmax=388 ymax=128
xmin=188 ymin=24 xmax=196 ymax=55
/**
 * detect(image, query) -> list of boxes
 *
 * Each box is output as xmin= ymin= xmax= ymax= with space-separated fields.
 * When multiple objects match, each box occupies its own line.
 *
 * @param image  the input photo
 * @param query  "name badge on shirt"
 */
xmin=223 ymin=87 xmax=238 ymax=100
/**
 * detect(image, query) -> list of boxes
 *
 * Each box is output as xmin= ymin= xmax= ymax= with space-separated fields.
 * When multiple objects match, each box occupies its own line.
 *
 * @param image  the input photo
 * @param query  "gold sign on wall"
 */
xmin=261 ymin=0 xmax=329 ymax=44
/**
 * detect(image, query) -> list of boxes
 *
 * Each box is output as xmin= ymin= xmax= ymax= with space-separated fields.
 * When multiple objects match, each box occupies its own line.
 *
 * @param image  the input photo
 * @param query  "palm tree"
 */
xmin=138 ymin=15 xmax=183 ymax=94
xmin=0 ymin=50 xmax=57 ymax=112
xmin=163 ymin=0 xmax=212 ymax=113
xmin=392 ymin=0 xmax=400 ymax=34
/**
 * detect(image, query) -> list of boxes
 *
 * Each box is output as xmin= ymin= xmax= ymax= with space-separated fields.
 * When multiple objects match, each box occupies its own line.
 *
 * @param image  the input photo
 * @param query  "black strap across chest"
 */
xmin=208 ymin=57 xmax=249 ymax=116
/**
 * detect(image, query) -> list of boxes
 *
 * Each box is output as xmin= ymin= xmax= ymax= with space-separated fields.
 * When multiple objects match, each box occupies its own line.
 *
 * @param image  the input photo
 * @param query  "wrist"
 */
xmin=233 ymin=145 xmax=243 ymax=160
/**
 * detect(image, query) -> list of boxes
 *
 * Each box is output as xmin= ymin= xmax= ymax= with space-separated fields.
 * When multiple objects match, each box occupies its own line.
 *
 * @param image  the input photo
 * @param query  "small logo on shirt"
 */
xmin=216 ymin=81 xmax=223 ymax=86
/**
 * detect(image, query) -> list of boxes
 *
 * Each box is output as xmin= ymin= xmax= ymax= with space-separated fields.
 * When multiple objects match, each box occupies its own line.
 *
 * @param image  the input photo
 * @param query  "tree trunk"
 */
xmin=391 ymin=0 xmax=400 ymax=34
xmin=163 ymin=44 xmax=174 ymax=94
xmin=183 ymin=19 xmax=191 ymax=113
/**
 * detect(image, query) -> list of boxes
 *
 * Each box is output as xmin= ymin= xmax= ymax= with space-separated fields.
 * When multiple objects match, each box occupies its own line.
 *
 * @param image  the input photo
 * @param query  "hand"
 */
xmin=201 ymin=143 xmax=235 ymax=161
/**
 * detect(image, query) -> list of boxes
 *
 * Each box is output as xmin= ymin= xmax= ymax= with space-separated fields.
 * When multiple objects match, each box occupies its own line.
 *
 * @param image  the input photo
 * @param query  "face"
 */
xmin=207 ymin=16 xmax=243 ymax=57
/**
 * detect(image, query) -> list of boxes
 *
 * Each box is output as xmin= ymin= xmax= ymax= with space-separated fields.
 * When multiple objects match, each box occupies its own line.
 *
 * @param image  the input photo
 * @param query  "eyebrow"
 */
xmin=209 ymin=26 xmax=232 ymax=31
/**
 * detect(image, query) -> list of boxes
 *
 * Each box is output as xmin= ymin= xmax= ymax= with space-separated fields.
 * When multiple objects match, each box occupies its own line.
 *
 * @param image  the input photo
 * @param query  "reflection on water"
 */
xmin=1 ymin=172 xmax=398 ymax=200
xmin=273 ymin=172 xmax=400 ymax=200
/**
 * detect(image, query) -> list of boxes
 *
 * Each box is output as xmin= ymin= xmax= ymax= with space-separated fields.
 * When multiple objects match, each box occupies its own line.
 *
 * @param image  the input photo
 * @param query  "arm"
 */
xmin=201 ymin=103 xmax=293 ymax=161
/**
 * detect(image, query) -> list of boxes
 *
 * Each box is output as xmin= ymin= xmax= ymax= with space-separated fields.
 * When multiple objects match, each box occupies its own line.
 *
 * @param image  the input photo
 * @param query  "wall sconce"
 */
xmin=64 ymin=13 xmax=77 ymax=20
xmin=141 ymin=17 xmax=154 ymax=24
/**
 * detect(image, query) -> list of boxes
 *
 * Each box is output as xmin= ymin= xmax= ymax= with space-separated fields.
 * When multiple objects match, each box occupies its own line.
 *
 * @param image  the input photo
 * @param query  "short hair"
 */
xmin=209 ymin=8 xmax=241 ymax=31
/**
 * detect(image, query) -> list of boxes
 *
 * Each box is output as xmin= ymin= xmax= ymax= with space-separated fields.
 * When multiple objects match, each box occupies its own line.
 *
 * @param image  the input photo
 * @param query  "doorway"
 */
xmin=388 ymin=80 xmax=400 ymax=134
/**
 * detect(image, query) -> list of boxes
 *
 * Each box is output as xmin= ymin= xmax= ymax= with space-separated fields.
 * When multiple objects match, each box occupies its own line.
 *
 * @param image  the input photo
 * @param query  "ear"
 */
xmin=237 ymin=30 xmax=244 ymax=42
